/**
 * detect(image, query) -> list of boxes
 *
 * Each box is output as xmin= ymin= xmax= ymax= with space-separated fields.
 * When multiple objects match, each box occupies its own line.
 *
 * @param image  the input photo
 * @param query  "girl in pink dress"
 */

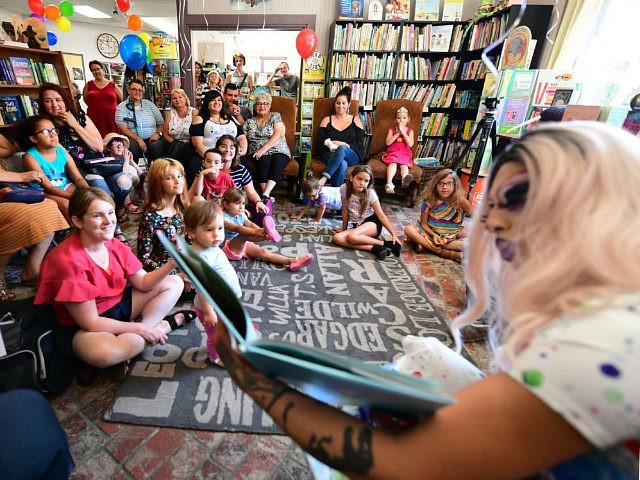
xmin=382 ymin=106 xmax=414 ymax=194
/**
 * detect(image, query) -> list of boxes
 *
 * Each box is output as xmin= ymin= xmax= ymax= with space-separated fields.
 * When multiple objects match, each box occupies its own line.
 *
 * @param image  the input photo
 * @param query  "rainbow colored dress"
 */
xmin=417 ymin=199 xmax=464 ymax=248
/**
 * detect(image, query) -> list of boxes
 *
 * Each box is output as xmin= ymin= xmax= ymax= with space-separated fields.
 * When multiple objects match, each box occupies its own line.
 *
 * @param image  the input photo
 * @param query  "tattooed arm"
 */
xmin=215 ymin=321 xmax=593 ymax=480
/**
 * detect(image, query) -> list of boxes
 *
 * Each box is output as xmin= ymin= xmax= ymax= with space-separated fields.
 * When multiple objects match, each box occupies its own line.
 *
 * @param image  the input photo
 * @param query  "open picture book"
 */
xmin=159 ymin=233 xmax=454 ymax=415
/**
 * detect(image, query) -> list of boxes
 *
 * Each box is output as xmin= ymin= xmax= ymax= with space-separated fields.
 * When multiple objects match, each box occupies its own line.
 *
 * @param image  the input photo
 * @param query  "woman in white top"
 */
xmin=161 ymin=88 xmax=199 ymax=185
xmin=224 ymin=53 xmax=254 ymax=99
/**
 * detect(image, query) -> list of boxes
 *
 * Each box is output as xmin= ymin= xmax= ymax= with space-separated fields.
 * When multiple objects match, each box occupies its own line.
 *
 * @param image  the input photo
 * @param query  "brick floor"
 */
xmin=34 ymin=190 xmax=483 ymax=479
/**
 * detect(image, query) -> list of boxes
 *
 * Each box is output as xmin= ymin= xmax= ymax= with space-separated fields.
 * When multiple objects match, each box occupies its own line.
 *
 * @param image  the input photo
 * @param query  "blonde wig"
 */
xmin=452 ymin=122 xmax=640 ymax=367
xmin=144 ymin=158 xmax=189 ymax=214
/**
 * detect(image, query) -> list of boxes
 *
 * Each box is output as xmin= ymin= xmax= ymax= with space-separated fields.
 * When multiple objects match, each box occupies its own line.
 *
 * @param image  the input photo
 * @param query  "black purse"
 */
xmin=0 ymin=182 xmax=45 ymax=204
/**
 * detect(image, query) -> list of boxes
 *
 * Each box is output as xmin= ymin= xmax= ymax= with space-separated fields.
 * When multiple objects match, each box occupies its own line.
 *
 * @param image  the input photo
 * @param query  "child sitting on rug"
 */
xmin=221 ymin=187 xmax=314 ymax=272
xmin=184 ymin=200 xmax=241 ymax=367
xmin=332 ymin=164 xmax=402 ymax=260
xmin=382 ymin=106 xmax=415 ymax=194
xmin=189 ymin=148 xmax=235 ymax=203
xmin=291 ymin=178 xmax=342 ymax=225
xmin=404 ymin=168 xmax=473 ymax=262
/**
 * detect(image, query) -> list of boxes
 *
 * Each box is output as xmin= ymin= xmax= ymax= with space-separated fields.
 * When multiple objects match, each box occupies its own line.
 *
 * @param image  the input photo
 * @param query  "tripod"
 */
xmin=451 ymin=97 xmax=499 ymax=202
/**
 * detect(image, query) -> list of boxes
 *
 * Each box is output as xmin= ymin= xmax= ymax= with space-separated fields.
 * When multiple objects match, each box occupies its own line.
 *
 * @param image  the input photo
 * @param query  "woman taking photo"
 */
xmin=216 ymin=122 xmax=640 ymax=479
xmin=316 ymin=86 xmax=365 ymax=187
xmin=83 ymin=60 xmax=123 ymax=137
xmin=161 ymin=88 xmax=199 ymax=185
xmin=190 ymin=89 xmax=247 ymax=162
xmin=243 ymin=91 xmax=291 ymax=200
xmin=35 ymin=187 xmax=186 ymax=376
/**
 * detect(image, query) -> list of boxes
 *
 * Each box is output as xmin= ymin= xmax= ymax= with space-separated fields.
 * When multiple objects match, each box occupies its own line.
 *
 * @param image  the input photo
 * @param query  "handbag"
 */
xmin=0 ymin=182 xmax=45 ymax=204
xmin=78 ymin=157 xmax=123 ymax=176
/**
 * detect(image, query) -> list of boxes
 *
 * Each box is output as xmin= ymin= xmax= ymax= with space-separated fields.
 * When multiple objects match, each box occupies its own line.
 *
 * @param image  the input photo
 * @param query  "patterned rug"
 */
xmin=104 ymin=225 xmax=454 ymax=434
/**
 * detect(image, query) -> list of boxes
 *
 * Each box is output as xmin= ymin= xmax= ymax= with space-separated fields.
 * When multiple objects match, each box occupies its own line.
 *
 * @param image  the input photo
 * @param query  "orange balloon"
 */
xmin=127 ymin=14 xmax=143 ymax=31
xmin=44 ymin=4 xmax=61 ymax=20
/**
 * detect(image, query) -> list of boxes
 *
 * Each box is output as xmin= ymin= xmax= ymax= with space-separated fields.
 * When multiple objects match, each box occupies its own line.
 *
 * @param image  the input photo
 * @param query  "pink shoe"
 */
xmin=262 ymin=215 xmax=281 ymax=243
xmin=289 ymin=253 xmax=314 ymax=272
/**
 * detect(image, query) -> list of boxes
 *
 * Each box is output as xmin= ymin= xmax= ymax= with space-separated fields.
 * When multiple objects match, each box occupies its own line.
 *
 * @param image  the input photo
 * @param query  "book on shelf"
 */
xmin=338 ymin=0 xmax=364 ymax=20
xmin=441 ymin=0 xmax=463 ymax=21
xmin=0 ymin=95 xmax=25 ymax=124
xmin=313 ymin=84 xmax=325 ymax=98
xmin=300 ymin=119 xmax=312 ymax=136
xmin=302 ymin=84 xmax=314 ymax=98
xmin=497 ymin=97 xmax=531 ymax=135
xmin=414 ymin=0 xmax=440 ymax=21
xmin=385 ymin=0 xmax=410 ymax=20
xmin=430 ymin=24 xmax=453 ymax=52
xmin=9 ymin=57 xmax=35 ymax=86
xmin=301 ymin=101 xmax=313 ymax=118
xmin=598 ymin=105 xmax=629 ymax=128
xmin=550 ymin=88 xmax=573 ymax=106
xmin=300 ymin=137 xmax=312 ymax=153
xmin=159 ymin=233 xmax=454 ymax=415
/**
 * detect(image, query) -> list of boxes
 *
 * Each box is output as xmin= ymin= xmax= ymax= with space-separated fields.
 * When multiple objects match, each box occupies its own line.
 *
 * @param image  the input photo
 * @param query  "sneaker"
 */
xmin=371 ymin=245 xmax=391 ymax=260
xmin=289 ymin=253 xmax=314 ymax=272
xmin=262 ymin=215 xmax=281 ymax=243
xmin=385 ymin=183 xmax=395 ymax=194
xmin=384 ymin=240 xmax=402 ymax=257
xmin=402 ymin=173 xmax=414 ymax=188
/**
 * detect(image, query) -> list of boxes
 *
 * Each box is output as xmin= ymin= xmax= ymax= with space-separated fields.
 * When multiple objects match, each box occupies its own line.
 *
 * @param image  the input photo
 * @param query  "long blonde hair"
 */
xmin=144 ymin=158 xmax=189 ymax=213
xmin=452 ymin=122 xmax=640 ymax=367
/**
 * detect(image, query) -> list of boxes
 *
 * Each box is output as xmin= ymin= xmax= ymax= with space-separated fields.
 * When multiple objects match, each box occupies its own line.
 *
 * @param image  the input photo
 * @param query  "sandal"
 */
xmin=0 ymin=282 xmax=16 ymax=301
xmin=164 ymin=309 xmax=197 ymax=331
xmin=115 ymin=231 xmax=130 ymax=246
xmin=385 ymin=183 xmax=395 ymax=194
xmin=125 ymin=202 xmax=143 ymax=214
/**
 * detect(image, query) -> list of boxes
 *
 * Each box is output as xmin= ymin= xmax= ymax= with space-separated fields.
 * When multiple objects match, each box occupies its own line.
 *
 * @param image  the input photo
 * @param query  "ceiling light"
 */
xmin=74 ymin=5 xmax=111 ymax=19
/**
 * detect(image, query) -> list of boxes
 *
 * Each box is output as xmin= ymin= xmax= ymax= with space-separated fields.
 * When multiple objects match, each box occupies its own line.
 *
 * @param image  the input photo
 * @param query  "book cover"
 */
xmin=9 ymin=57 xmax=35 ymax=86
xmin=441 ymin=0 xmax=463 ymax=21
xmin=507 ymin=69 xmax=538 ymax=98
xmin=414 ymin=0 xmax=439 ymax=21
xmin=551 ymin=88 xmax=573 ymax=106
xmin=160 ymin=233 xmax=454 ymax=415
xmin=0 ymin=95 xmax=25 ymax=123
xmin=300 ymin=136 xmax=312 ymax=153
xmin=498 ymin=97 xmax=531 ymax=135
xmin=301 ymin=119 xmax=312 ymax=136
xmin=430 ymin=24 xmax=454 ymax=52
xmin=385 ymin=0 xmax=411 ymax=21
xmin=302 ymin=101 xmax=313 ymax=118
xmin=561 ymin=105 xmax=602 ymax=122
xmin=338 ymin=0 xmax=364 ymax=20
xmin=302 ymin=84 xmax=314 ymax=99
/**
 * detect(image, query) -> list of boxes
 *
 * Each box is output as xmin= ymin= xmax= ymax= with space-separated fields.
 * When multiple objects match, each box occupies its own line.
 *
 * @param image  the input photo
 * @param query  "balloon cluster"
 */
xmin=27 ymin=0 xmax=75 ymax=45
xmin=114 ymin=0 xmax=143 ymax=31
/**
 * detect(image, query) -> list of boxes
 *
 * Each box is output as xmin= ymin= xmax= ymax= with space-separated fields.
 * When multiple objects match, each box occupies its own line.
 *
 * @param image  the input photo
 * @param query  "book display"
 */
xmin=102 ymin=61 xmax=125 ymax=89
xmin=299 ymin=53 xmax=327 ymax=176
xmin=0 ymin=44 xmax=70 ymax=128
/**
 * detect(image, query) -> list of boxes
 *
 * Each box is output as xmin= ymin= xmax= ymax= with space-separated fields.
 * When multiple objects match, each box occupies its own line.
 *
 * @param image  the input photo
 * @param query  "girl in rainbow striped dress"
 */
xmin=404 ymin=168 xmax=472 ymax=262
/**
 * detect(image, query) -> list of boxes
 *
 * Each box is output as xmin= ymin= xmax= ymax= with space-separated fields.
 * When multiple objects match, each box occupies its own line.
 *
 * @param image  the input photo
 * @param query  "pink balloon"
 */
xmin=296 ymin=28 xmax=318 ymax=60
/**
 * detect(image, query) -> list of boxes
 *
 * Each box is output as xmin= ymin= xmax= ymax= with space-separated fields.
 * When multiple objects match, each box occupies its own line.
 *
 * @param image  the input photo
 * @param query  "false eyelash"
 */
xmin=497 ymin=180 xmax=529 ymax=209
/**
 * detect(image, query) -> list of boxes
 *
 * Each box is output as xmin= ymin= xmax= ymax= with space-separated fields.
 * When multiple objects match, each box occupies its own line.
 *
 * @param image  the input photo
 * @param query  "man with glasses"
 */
xmin=223 ymin=83 xmax=252 ymax=126
xmin=115 ymin=79 xmax=165 ymax=164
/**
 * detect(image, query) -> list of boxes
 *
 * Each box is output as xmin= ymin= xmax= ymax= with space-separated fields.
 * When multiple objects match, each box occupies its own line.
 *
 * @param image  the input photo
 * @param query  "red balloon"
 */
xmin=116 ymin=0 xmax=131 ymax=13
xmin=296 ymin=28 xmax=318 ymax=60
xmin=28 ymin=0 xmax=45 ymax=16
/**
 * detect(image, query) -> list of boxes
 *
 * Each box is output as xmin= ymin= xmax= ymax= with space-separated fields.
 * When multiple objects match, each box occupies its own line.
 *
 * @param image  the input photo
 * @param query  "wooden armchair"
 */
xmin=268 ymin=96 xmax=299 ymax=197
xmin=308 ymin=96 xmax=360 ymax=179
xmin=361 ymin=99 xmax=425 ymax=207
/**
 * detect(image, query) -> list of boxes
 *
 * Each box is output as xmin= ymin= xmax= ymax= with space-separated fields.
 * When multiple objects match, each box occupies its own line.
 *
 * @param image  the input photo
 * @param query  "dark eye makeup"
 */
xmin=496 ymin=175 xmax=529 ymax=210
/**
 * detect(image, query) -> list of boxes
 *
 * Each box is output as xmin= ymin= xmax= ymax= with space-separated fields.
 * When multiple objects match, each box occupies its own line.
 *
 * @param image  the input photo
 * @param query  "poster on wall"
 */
xmin=150 ymin=32 xmax=178 ymax=60
xmin=230 ymin=0 xmax=273 ymax=10
xmin=302 ymin=52 xmax=326 ymax=82
xmin=338 ymin=0 xmax=364 ymax=19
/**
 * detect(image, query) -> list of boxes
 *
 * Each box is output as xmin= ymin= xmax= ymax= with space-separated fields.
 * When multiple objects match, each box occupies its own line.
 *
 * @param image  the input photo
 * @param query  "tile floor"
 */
xmin=9 ymin=189 xmax=487 ymax=480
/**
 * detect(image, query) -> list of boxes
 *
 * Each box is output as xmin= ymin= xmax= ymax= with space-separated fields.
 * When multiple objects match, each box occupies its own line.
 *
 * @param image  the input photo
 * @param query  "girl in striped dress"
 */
xmin=404 ymin=168 xmax=472 ymax=262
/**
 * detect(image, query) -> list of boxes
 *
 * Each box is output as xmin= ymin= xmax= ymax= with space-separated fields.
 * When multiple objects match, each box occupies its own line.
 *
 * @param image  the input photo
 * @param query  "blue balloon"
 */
xmin=147 ymin=61 xmax=153 ymax=73
xmin=47 ymin=31 xmax=57 ymax=46
xmin=119 ymin=34 xmax=148 ymax=71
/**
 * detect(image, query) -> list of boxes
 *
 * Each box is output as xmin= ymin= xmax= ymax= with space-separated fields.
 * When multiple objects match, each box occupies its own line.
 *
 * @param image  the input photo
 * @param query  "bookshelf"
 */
xmin=103 ymin=61 xmax=125 ymax=89
xmin=325 ymin=5 xmax=552 ymax=165
xmin=0 ymin=44 xmax=71 ymax=130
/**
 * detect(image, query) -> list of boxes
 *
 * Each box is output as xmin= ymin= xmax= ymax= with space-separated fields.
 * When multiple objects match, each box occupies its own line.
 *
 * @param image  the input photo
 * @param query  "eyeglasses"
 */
xmin=255 ymin=102 xmax=270 ymax=107
xmin=437 ymin=181 xmax=455 ymax=188
xmin=129 ymin=88 xmax=144 ymax=93
xmin=35 ymin=128 xmax=59 ymax=137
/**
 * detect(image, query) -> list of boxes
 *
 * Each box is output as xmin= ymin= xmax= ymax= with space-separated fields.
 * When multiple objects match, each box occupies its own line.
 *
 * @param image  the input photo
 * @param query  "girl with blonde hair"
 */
xmin=214 ymin=122 xmax=640 ymax=479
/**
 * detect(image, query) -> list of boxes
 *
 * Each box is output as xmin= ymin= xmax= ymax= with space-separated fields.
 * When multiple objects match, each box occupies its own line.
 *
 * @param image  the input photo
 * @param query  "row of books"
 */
xmin=415 ymin=138 xmax=446 ymax=159
xmin=467 ymin=14 xmax=509 ymax=51
xmin=0 ymin=57 xmax=59 ymax=86
xmin=330 ymin=52 xmax=395 ymax=80
xmin=400 ymin=24 xmax=464 ymax=53
xmin=459 ymin=58 xmax=497 ymax=81
xmin=452 ymin=90 xmax=481 ymax=109
xmin=327 ymin=81 xmax=392 ymax=110
xmin=420 ymin=112 xmax=449 ymax=137
xmin=358 ymin=111 xmax=375 ymax=134
xmin=396 ymin=55 xmax=460 ymax=81
xmin=0 ymin=95 xmax=39 ymax=125
xmin=392 ymin=82 xmax=455 ymax=110
xmin=447 ymin=119 xmax=476 ymax=140
xmin=333 ymin=23 xmax=401 ymax=51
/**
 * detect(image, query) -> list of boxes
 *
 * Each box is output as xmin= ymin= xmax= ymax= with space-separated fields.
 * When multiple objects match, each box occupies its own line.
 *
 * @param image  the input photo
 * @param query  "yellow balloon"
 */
xmin=138 ymin=32 xmax=150 ymax=44
xmin=56 ymin=16 xmax=71 ymax=31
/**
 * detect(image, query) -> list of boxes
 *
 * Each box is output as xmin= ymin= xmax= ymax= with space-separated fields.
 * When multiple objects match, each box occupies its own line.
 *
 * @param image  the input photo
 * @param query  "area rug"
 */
xmin=104 ymin=225 xmax=454 ymax=434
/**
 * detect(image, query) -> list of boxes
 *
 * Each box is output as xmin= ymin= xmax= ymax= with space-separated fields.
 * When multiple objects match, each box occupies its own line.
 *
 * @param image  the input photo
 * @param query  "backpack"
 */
xmin=0 ymin=298 xmax=75 ymax=393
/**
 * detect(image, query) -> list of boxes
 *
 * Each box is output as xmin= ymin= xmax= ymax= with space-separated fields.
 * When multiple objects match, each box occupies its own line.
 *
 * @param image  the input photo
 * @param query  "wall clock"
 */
xmin=97 ymin=33 xmax=119 ymax=59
